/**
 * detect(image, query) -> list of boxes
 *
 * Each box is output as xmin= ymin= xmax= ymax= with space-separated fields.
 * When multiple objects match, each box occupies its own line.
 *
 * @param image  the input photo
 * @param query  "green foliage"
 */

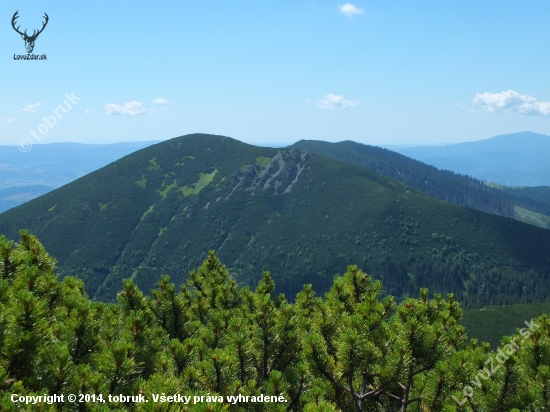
xmin=290 ymin=139 xmax=550 ymax=229
xmin=158 ymin=180 xmax=178 ymax=199
xmin=256 ymin=157 xmax=271 ymax=168
xmin=462 ymin=302 xmax=550 ymax=349
xmin=136 ymin=175 xmax=147 ymax=188
xmin=147 ymin=158 xmax=160 ymax=171
xmin=179 ymin=169 xmax=218 ymax=197
xmin=1 ymin=134 xmax=550 ymax=309
xmin=2 ymin=234 xmax=550 ymax=410
xmin=514 ymin=206 xmax=550 ymax=229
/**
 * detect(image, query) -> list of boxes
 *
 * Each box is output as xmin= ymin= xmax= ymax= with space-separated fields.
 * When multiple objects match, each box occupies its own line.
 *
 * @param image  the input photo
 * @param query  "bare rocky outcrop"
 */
xmin=224 ymin=150 xmax=313 ymax=200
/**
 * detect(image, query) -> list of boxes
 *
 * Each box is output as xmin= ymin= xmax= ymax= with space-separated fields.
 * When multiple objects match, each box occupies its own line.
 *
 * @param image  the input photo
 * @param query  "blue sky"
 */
xmin=1 ymin=0 xmax=550 ymax=146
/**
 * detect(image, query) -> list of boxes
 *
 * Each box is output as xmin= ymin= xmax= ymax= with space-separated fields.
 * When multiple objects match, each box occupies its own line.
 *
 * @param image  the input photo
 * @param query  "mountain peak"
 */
xmin=2 ymin=134 xmax=549 ymax=307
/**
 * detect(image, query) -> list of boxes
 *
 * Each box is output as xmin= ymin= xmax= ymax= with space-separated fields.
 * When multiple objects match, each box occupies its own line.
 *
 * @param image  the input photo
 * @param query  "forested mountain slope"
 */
xmin=290 ymin=139 xmax=550 ymax=229
xmin=0 ymin=134 xmax=549 ymax=307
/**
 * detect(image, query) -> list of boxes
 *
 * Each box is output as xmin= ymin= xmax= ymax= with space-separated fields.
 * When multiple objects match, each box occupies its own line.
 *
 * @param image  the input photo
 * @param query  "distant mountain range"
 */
xmin=1 ymin=134 xmax=549 ymax=308
xmin=0 ymin=185 xmax=54 ymax=214
xmin=2 ymin=132 xmax=549 ymax=217
xmin=290 ymin=140 xmax=550 ymax=229
xmin=394 ymin=131 xmax=550 ymax=186
xmin=0 ymin=141 xmax=161 ymax=190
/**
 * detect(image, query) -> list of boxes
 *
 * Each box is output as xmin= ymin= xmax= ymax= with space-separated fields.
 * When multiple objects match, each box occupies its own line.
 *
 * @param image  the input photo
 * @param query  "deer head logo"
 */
xmin=11 ymin=11 xmax=49 ymax=54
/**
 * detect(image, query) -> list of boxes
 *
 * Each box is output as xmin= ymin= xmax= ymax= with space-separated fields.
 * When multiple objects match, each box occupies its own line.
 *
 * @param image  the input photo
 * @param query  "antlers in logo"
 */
xmin=12 ymin=11 xmax=49 ymax=53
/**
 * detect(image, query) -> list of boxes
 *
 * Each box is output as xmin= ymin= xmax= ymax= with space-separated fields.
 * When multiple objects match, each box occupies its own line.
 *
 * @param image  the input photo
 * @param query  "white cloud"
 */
xmin=318 ymin=93 xmax=359 ymax=109
xmin=473 ymin=90 xmax=550 ymax=116
xmin=338 ymin=3 xmax=364 ymax=18
xmin=104 ymin=101 xmax=145 ymax=116
xmin=153 ymin=98 xmax=168 ymax=104
xmin=17 ymin=102 xmax=42 ymax=113
xmin=5 ymin=118 xmax=15 ymax=123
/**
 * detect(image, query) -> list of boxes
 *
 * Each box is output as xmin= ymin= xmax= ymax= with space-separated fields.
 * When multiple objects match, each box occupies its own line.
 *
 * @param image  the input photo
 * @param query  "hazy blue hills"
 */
xmin=0 ymin=185 xmax=54 ymax=213
xmin=0 ymin=141 xmax=160 ymax=190
xmin=394 ymin=131 xmax=550 ymax=186
xmin=1 ymin=133 xmax=549 ymax=308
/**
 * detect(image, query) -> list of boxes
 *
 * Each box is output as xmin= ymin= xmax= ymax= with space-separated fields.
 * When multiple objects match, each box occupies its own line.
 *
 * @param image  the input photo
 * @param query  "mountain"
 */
xmin=1 ymin=134 xmax=549 ymax=306
xmin=0 ymin=141 xmax=161 ymax=190
xmin=289 ymin=139 xmax=550 ymax=229
xmin=0 ymin=184 xmax=54 ymax=213
xmin=394 ymin=131 xmax=550 ymax=186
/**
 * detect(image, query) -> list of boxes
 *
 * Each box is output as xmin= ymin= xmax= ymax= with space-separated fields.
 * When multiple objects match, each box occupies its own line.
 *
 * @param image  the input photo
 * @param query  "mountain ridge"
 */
xmin=0 ymin=140 xmax=161 ymax=191
xmin=1 ymin=133 xmax=549 ymax=307
xmin=289 ymin=139 xmax=550 ymax=229
xmin=394 ymin=131 xmax=550 ymax=186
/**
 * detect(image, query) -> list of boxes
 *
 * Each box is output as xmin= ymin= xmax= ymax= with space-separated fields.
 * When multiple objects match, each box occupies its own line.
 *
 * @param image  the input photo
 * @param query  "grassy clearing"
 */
xmin=179 ymin=169 xmax=218 ymax=197
xmin=158 ymin=180 xmax=178 ymax=199
xmin=256 ymin=156 xmax=271 ymax=168
xmin=135 ymin=174 xmax=147 ymax=188
xmin=147 ymin=158 xmax=160 ymax=171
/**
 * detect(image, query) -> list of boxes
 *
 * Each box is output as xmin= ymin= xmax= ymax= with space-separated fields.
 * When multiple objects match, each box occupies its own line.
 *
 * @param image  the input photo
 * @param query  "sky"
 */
xmin=1 ymin=0 xmax=550 ymax=147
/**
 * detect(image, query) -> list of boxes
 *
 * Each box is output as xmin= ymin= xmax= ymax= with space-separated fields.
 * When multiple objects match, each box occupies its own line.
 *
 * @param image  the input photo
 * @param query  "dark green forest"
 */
xmin=290 ymin=140 xmax=550 ymax=229
xmin=1 ymin=232 xmax=550 ymax=411
xmin=461 ymin=302 xmax=550 ymax=349
xmin=0 ymin=135 xmax=549 ymax=309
